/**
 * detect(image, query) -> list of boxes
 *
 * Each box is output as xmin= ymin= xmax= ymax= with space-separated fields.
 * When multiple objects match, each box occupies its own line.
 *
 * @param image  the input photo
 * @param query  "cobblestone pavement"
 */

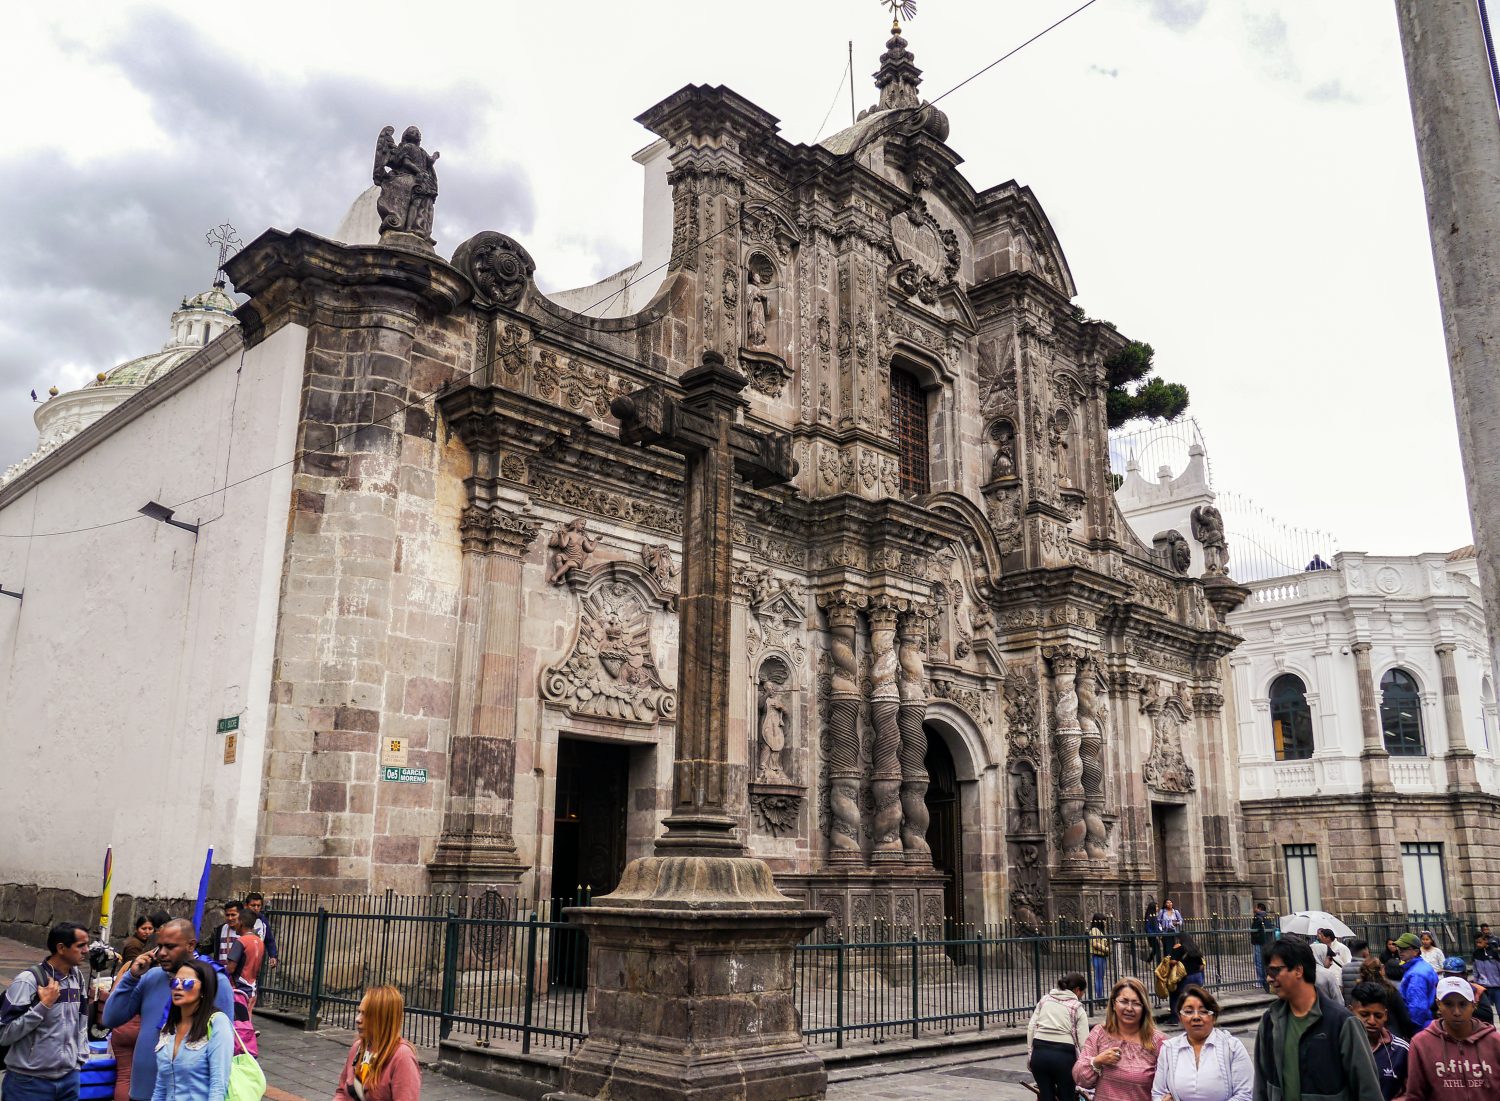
xmin=3 ymin=933 xmax=1262 ymax=1101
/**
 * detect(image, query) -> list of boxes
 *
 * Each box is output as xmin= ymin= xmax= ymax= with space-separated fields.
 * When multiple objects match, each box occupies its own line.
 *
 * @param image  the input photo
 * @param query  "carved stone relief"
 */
xmin=540 ymin=579 xmax=676 ymax=724
xmin=1142 ymin=678 xmax=1196 ymax=793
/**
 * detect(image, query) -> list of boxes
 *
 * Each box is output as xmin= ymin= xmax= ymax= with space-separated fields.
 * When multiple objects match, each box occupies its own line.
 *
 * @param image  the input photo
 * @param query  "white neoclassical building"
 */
xmin=1116 ymin=427 xmax=1500 ymax=917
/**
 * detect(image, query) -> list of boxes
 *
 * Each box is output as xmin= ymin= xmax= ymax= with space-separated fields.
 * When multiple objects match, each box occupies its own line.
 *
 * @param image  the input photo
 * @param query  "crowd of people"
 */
xmin=0 ymin=900 xmax=422 ymax=1101
xmin=1029 ymin=913 xmax=1500 ymax=1101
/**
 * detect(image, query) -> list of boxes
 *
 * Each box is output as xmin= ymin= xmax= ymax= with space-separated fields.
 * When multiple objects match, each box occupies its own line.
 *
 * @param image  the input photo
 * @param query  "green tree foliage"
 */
xmin=1103 ymin=341 xmax=1189 ymax=429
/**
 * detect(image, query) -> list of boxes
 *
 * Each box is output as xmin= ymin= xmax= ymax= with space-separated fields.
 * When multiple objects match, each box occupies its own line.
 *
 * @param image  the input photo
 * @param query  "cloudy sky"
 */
xmin=0 ymin=0 xmax=1473 ymax=556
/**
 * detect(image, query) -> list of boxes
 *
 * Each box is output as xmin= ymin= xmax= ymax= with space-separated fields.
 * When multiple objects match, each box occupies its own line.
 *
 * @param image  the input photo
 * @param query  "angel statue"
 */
xmin=373 ymin=125 xmax=440 ymax=248
xmin=1190 ymin=504 xmax=1230 ymax=577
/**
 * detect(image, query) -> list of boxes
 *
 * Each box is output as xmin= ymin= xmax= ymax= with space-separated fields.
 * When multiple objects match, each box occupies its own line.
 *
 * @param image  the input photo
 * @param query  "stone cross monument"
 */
xmin=548 ymin=350 xmax=828 ymax=1101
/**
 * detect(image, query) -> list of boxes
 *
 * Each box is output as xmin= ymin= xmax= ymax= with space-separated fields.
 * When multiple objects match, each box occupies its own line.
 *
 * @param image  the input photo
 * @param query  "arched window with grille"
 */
xmin=889 ymin=366 xmax=929 ymax=496
xmin=1270 ymin=674 xmax=1314 ymax=761
xmin=1380 ymin=668 xmax=1425 ymax=756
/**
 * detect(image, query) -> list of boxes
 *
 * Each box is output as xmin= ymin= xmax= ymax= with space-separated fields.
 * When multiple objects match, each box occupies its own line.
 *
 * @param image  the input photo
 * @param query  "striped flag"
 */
xmin=98 ymin=846 xmax=113 ymax=941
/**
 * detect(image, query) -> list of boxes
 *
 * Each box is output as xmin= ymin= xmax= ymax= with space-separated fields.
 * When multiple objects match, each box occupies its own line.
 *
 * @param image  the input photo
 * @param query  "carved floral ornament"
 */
xmin=540 ymin=577 xmax=676 ymax=725
xmin=1141 ymin=678 xmax=1196 ymax=794
xmin=453 ymin=230 xmax=536 ymax=309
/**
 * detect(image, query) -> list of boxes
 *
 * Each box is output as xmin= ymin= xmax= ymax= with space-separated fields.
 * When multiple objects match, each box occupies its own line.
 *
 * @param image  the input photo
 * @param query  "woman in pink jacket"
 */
xmin=333 ymin=986 xmax=421 ymax=1101
xmin=1074 ymin=977 xmax=1163 ymax=1101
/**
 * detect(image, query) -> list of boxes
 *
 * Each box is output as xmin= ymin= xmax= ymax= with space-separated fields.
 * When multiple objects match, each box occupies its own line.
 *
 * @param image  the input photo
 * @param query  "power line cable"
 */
xmin=0 ymin=0 xmax=1105 ymax=541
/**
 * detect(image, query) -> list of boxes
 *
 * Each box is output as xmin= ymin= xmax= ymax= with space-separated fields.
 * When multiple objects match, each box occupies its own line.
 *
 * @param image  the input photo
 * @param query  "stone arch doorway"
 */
xmin=922 ymin=725 xmax=965 ymax=935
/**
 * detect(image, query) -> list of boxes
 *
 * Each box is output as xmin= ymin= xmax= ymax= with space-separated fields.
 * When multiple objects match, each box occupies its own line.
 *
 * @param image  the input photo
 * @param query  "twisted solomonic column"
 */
xmin=1076 ymin=657 xmax=1109 ymax=861
xmin=820 ymin=593 xmax=864 ymax=865
xmin=896 ymin=611 xmax=931 ymax=865
xmin=867 ymin=598 xmax=905 ymax=865
xmin=1048 ymin=647 xmax=1088 ymax=863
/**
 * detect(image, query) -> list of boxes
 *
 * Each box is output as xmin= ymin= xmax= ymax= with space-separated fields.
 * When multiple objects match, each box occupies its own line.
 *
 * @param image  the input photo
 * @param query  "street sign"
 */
xmin=223 ymin=733 xmax=237 ymax=764
xmin=382 ymin=766 xmax=427 ymax=784
xmin=217 ymin=716 xmax=240 ymax=734
xmin=380 ymin=737 xmax=409 ymax=766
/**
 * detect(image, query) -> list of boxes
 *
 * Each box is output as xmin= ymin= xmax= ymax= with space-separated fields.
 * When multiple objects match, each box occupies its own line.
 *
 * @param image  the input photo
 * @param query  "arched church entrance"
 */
xmin=549 ymin=737 xmax=631 ymax=986
xmin=922 ymin=726 xmax=965 ymax=937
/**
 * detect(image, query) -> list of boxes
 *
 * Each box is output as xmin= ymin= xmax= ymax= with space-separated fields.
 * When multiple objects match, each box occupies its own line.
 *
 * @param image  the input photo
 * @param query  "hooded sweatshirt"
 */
xmin=1402 ymin=1017 xmax=1500 ymax=1101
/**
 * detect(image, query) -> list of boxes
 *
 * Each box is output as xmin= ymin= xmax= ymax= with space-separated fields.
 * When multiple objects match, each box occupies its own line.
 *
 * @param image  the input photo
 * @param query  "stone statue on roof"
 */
xmin=373 ymin=125 xmax=440 ymax=249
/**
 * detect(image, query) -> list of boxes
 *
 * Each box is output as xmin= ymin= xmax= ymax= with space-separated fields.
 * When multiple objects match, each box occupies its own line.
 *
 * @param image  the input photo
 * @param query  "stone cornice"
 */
xmin=224 ymin=228 xmax=472 ymax=349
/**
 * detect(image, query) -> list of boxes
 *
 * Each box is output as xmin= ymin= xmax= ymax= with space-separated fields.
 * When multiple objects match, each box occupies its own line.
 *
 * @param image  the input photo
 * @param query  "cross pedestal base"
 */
xmin=546 ymin=855 xmax=829 ymax=1101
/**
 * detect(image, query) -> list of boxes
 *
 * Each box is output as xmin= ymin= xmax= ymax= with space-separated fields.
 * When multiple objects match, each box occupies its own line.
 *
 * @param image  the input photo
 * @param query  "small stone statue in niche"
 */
xmin=546 ymin=517 xmax=597 ymax=585
xmin=756 ymin=675 xmax=790 ymax=782
xmin=746 ymin=265 xmax=770 ymax=347
xmin=373 ymin=126 xmax=440 ymax=247
xmin=987 ymin=420 xmax=1016 ymax=481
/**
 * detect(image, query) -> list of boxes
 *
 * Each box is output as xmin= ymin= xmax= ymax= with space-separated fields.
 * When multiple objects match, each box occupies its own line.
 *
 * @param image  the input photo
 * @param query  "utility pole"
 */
xmin=1394 ymin=0 xmax=1500 ymax=682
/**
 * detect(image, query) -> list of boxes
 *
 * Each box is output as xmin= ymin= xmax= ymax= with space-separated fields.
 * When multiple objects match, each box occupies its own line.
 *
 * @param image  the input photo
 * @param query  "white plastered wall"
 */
xmin=0 ymin=323 xmax=307 ymax=900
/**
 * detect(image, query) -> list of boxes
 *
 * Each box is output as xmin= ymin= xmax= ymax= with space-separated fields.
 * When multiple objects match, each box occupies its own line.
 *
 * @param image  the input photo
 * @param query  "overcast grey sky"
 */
xmin=0 ymin=0 xmax=1473 ymax=555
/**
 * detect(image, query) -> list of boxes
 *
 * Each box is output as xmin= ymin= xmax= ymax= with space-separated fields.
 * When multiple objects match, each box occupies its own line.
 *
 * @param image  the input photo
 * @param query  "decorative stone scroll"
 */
xmin=453 ymin=230 xmax=536 ymax=308
xmin=540 ymin=577 xmax=676 ymax=725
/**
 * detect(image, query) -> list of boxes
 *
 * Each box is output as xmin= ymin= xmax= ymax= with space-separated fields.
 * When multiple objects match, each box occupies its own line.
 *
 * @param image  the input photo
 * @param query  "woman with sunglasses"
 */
xmin=150 ymin=958 xmax=231 ymax=1101
xmin=335 ymin=985 xmax=421 ymax=1101
xmin=1151 ymin=986 xmax=1252 ymax=1101
xmin=1074 ymin=977 xmax=1163 ymax=1101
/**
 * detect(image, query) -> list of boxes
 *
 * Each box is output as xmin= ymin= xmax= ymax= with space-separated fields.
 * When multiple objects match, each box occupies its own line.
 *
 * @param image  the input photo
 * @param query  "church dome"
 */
xmin=2 ymin=279 xmax=240 ymax=486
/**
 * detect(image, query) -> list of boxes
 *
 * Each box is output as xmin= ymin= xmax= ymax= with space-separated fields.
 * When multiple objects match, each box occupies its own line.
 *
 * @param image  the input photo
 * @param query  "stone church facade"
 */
xmin=0 ymin=30 xmax=1250 ymax=932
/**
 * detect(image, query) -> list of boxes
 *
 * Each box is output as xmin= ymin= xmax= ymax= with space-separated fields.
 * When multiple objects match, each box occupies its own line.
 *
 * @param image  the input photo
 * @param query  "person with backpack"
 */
xmin=1251 ymin=902 xmax=1274 ymax=992
xmin=102 ymin=920 xmax=234 ymax=1101
xmin=0 ymin=922 xmax=91 ymax=1101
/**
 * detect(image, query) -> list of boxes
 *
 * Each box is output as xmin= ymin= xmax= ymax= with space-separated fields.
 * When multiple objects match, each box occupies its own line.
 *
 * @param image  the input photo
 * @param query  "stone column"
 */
xmin=1048 ymin=647 xmax=1087 ymax=864
xmin=429 ymin=505 xmax=539 ymax=893
xmin=1395 ymin=1 xmax=1500 ymax=689
xmin=896 ymin=612 xmax=931 ymax=865
xmin=867 ymin=598 xmax=904 ymax=865
xmin=1076 ymin=656 xmax=1108 ymax=862
xmin=1352 ymin=641 xmax=1391 ymax=789
xmin=1436 ymin=642 xmax=1478 ymax=789
xmin=820 ymin=591 xmax=864 ymax=866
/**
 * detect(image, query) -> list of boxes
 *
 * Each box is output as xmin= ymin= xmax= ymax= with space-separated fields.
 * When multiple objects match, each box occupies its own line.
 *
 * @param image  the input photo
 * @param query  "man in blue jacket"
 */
xmin=101 ymin=918 xmax=234 ymax=1101
xmin=1396 ymin=932 xmax=1439 ymax=1031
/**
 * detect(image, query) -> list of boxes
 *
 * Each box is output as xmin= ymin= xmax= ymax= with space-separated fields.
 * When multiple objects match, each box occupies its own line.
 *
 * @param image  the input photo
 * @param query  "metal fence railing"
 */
xmin=257 ymin=897 xmax=1480 ymax=1055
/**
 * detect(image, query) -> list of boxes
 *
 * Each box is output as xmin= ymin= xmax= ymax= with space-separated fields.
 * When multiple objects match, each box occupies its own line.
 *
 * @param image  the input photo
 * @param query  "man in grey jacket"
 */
xmin=1254 ymin=938 xmax=1383 ymax=1101
xmin=0 ymin=922 xmax=91 ymax=1101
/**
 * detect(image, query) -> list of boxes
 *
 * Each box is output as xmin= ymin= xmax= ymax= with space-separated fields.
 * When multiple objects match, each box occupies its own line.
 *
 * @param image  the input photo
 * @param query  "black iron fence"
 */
xmin=259 ymin=897 xmax=1479 ymax=1055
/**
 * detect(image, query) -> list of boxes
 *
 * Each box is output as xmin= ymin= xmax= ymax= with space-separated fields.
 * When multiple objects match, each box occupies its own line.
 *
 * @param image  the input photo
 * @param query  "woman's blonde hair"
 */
xmin=1103 ymin=977 xmax=1157 ymax=1047
xmin=360 ymin=985 xmax=407 ymax=1085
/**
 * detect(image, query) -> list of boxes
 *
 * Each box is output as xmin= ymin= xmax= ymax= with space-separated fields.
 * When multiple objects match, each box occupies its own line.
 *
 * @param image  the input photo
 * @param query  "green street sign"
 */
xmin=217 ymin=716 xmax=240 ymax=734
xmin=383 ymin=766 xmax=428 ymax=784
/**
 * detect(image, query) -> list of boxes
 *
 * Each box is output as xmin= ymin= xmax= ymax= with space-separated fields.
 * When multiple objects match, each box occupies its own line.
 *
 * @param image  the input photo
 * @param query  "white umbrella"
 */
xmin=1279 ymin=910 xmax=1355 ymax=939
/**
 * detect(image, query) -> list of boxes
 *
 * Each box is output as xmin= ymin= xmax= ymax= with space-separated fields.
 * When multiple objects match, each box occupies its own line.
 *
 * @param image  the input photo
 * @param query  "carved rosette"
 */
xmin=540 ymin=579 xmax=676 ymax=724
xmin=453 ymin=230 xmax=537 ymax=309
xmin=748 ymin=782 xmax=804 ymax=837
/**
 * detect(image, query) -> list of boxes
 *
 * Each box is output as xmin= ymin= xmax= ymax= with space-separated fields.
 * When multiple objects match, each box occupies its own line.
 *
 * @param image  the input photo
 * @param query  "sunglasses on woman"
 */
xmin=170 ymin=978 xmax=198 ymax=991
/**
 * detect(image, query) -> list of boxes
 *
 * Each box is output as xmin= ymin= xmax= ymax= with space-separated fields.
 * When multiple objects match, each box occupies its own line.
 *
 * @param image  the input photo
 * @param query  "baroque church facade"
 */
xmin=0 ymin=28 xmax=1250 ymax=933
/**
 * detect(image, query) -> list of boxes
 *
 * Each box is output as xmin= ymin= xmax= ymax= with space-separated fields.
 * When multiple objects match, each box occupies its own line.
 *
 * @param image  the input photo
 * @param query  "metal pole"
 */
xmin=440 ymin=909 xmax=459 ymax=1042
xmin=835 ymin=934 xmax=846 ymax=1050
xmin=910 ymin=934 xmax=920 ymax=1040
xmin=848 ymin=40 xmax=857 ymax=125
xmin=521 ymin=913 xmax=539 ymax=1055
xmin=1032 ymin=936 xmax=1044 ymax=1003
xmin=307 ymin=907 xmax=328 ymax=1032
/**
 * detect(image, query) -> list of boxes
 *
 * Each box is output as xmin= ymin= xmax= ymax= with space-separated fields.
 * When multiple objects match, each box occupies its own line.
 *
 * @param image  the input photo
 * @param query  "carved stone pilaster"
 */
xmin=459 ymin=503 xmax=541 ymax=557
xmin=1075 ymin=655 xmax=1108 ymax=861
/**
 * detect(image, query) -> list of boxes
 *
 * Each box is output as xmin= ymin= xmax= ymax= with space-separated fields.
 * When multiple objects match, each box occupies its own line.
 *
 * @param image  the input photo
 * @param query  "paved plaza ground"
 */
xmin=0 ymin=934 xmax=1261 ymax=1101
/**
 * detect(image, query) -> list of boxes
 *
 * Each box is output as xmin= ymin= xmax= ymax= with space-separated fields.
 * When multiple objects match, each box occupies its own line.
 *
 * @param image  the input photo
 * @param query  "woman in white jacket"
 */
xmin=1029 ymin=973 xmax=1091 ymax=1101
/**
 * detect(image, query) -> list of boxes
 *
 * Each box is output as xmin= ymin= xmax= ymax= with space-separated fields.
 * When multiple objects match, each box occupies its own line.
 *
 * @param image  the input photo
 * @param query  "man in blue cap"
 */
xmin=1397 ymin=932 xmax=1439 ymax=1031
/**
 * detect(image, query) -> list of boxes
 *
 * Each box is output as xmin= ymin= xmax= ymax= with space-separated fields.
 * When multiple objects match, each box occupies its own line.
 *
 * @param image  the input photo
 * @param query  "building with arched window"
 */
xmin=1117 ymin=443 xmax=1500 ymax=916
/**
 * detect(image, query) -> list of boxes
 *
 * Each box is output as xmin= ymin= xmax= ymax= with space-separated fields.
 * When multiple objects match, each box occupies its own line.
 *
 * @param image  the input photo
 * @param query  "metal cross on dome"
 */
xmin=883 ymin=0 xmax=917 ymax=30
xmin=205 ymin=224 xmax=242 ymax=288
